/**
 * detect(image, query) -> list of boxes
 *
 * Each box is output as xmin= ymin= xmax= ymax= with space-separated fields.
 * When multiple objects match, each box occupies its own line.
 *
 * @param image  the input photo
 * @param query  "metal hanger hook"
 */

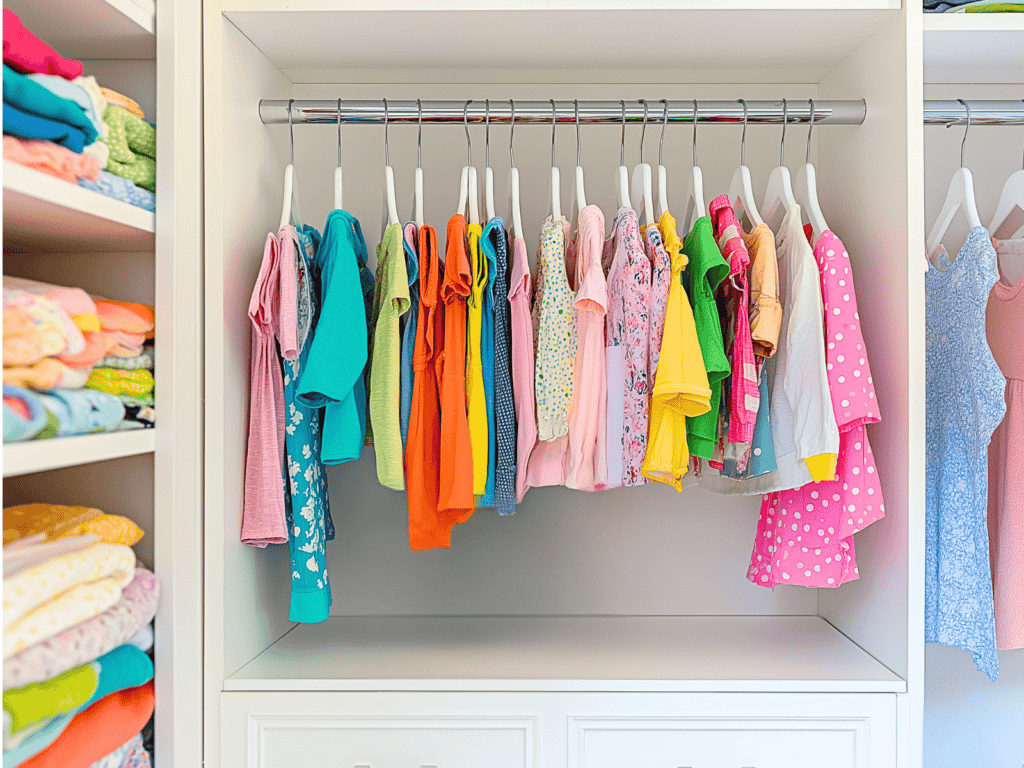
xmin=780 ymin=98 xmax=788 ymax=167
xmin=336 ymin=99 xmax=342 ymax=169
xmin=287 ymin=99 xmax=295 ymax=166
xmin=659 ymin=99 xmax=668 ymax=166
xmin=550 ymin=99 xmax=557 ymax=168
xmin=575 ymin=99 xmax=582 ymax=167
xmin=508 ymin=99 xmax=516 ymax=168
xmin=485 ymin=99 xmax=491 ymax=168
xmin=416 ymin=98 xmax=422 ymax=168
xmin=806 ymin=99 xmax=815 ymax=165
xmin=739 ymin=99 xmax=748 ymax=167
xmin=382 ymin=98 xmax=390 ymax=165
xmin=692 ymin=99 xmax=698 ymax=168
xmin=639 ymin=99 xmax=649 ymax=164
xmin=464 ymin=99 xmax=472 ymax=166
xmin=956 ymin=98 xmax=971 ymax=168
xmin=620 ymin=100 xmax=626 ymax=166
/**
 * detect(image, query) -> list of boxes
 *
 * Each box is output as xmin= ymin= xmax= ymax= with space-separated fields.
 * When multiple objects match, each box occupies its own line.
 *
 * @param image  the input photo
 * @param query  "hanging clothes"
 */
xmin=565 ymin=205 xmax=608 ymax=492
xmin=986 ymin=235 xmax=1024 ymax=651
xmin=749 ymin=229 xmax=883 ymax=590
xmin=926 ymin=225 xmax=1005 ymax=681
xmin=483 ymin=217 xmax=517 ymax=515
xmin=405 ymin=225 xmax=448 ymax=550
xmin=508 ymin=230 xmax=537 ymax=503
xmin=296 ymin=209 xmax=372 ymax=465
xmin=399 ymin=222 xmax=420 ymax=449
xmin=603 ymin=207 xmax=650 ymax=487
xmin=526 ymin=216 xmax=575 ymax=488
xmin=437 ymin=214 xmax=476 ymax=531
xmin=641 ymin=212 xmax=711 ymax=489
xmin=369 ymin=222 xmax=411 ymax=490
xmin=643 ymin=222 xmax=671 ymax=413
xmin=478 ymin=219 xmax=499 ymax=506
xmin=466 ymin=222 xmax=491 ymax=501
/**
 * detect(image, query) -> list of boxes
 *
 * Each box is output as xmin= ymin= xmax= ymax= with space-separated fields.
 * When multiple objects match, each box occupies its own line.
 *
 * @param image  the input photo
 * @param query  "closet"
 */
xmin=204 ymin=3 xmax=919 ymax=767
xmin=2 ymin=1 xmax=202 ymax=767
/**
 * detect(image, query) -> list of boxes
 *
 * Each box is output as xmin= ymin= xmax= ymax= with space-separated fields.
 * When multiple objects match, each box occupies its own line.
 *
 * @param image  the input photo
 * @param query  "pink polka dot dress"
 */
xmin=748 ymin=229 xmax=884 ymax=588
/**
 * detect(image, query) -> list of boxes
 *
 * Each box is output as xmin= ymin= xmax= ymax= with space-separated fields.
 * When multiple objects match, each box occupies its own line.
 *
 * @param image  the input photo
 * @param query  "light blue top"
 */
xmin=399 ymin=223 xmax=420 ymax=449
xmin=26 ymin=72 xmax=105 ymax=137
xmin=3 ymin=64 xmax=97 ymax=144
xmin=925 ymin=225 xmax=1006 ymax=681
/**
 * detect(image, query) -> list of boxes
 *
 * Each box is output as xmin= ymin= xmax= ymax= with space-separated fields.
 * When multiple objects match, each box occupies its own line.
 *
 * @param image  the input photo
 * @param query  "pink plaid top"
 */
xmin=709 ymin=195 xmax=759 ymax=448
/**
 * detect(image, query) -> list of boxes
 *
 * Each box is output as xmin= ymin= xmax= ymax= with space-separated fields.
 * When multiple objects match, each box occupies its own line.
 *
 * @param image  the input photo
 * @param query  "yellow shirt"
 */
xmin=641 ymin=211 xmax=712 ymax=490
xmin=465 ymin=222 xmax=489 ymax=497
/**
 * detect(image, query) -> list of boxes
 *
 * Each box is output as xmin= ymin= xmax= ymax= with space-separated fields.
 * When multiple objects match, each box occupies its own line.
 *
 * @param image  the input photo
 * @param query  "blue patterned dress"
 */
xmin=925 ymin=226 xmax=1006 ymax=680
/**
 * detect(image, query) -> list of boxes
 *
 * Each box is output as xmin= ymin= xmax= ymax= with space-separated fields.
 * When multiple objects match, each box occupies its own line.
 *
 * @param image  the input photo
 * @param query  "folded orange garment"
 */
xmin=98 ymin=88 xmax=144 ymax=120
xmin=19 ymin=681 xmax=154 ymax=768
xmin=2 ymin=136 xmax=101 ymax=184
xmin=58 ymin=331 xmax=117 ymax=368
xmin=3 ymin=358 xmax=92 ymax=389
xmin=3 ymin=306 xmax=46 ymax=366
xmin=93 ymin=300 xmax=155 ymax=335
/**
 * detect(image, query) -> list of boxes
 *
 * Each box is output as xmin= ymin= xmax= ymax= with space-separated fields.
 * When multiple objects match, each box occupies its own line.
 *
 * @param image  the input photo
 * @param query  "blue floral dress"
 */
xmin=925 ymin=225 xmax=1006 ymax=680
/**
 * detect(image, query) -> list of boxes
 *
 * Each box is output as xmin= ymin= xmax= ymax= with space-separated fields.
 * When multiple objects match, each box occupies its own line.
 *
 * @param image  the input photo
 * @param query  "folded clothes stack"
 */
xmin=2 ymin=277 xmax=156 ymax=441
xmin=2 ymin=503 xmax=159 ymax=768
xmin=2 ymin=10 xmax=155 ymax=211
xmin=924 ymin=0 xmax=1024 ymax=10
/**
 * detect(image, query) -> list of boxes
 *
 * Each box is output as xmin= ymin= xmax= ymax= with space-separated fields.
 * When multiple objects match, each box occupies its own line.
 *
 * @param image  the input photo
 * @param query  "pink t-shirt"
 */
xmin=566 ymin=205 xmax=608 ymax=491
xmin=748 ymin=229 xmax=884 ymax=589
xmin=241 ymin=230 xmax=298 ymax=547
xmin=508 ymin=233 xmax=537 ymax=503
xmin=2 ymin=10 xmax=83 ymax=80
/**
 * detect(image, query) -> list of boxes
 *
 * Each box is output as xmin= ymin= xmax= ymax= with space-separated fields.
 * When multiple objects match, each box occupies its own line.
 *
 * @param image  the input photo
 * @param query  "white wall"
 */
xmin=923 ymin=82 xmax=1024 ymax=768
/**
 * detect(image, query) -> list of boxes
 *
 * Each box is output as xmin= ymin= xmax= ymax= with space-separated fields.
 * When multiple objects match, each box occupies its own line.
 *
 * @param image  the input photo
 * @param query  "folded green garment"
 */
xmin=102 ymin=105 xmax=155 ymax=193
xmin=3 ymin=662 xmax=98 ymax=736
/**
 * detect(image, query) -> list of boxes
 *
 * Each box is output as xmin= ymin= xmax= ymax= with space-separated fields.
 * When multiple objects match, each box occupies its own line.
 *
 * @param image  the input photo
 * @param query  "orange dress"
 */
xmin=436 ymin=215 xmax=476 ymax=541
xmin=406 ymin=225 xmax=447 ymax=549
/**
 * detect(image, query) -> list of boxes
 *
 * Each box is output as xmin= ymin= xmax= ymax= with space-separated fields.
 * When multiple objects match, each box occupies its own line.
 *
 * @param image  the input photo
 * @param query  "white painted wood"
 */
xmin=923 ymin=18 xmax=1024 ymax=84
xmin=225 ymin=616 xmax=903 ymax=693
xmin=2 ymin=0 xmax=155 ymax=59
xmin=2 ymin=431 xmax=155 ymax=478
xmin=2 ymin=162 xmax=155 ymax=253
xmin=224 ymin=0 xmax=901 ymax=12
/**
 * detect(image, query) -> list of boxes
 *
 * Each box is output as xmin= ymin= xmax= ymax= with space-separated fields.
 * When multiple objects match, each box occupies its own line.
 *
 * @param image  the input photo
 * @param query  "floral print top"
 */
xmin=644 ymin=223 xmax=671 ymax=385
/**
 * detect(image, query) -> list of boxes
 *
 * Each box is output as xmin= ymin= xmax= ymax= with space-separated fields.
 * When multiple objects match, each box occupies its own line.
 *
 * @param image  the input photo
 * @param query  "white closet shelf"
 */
xmin=225 ymin=615 xmax=906 ymax=694
xmin=923 ymin=13 xmax=1024 ymax=31
xmin=3 ymin=162 xmax=155 ymax=253
xmin=3 ymin=430 xmax=155 ymax=478
xmin=3 ymin=0 xmax=155 ymax=60
xmin=924 ymin=14 xmax=1024 ymax=83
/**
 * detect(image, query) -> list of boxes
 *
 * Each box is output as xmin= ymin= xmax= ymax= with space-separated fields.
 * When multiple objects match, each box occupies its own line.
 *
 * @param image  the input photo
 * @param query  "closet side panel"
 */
xmin=816 ymin=11 xmax=917 ymax=683
xmin=204 ymin=14 xmax=296 ymax=685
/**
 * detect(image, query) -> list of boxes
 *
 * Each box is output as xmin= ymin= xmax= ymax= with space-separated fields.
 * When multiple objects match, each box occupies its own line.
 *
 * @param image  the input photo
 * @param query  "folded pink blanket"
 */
xmin=3 ymin=136 xmax=101 ymax=185
xmin=3 ymin=306 xmax=46 ymax=366
xmin=2 ymin=10 xmax=83 ymax=80
xmin=4 ymin=275 xmax=100 ymax=332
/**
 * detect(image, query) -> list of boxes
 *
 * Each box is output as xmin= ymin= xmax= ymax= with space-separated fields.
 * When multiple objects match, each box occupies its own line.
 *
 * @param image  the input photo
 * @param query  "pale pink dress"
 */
xmin=508 ymin=234 xmax=537 ymax=502
xmin=986 ymin=236 xmax=1024 ymax=650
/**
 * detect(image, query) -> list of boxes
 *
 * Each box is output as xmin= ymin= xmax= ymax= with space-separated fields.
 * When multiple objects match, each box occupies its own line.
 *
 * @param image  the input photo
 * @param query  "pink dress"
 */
xmin=644 ymin=224 xmax=671 ymax=387
xmin=748 ymin=230 xmax=884 ymax=588
xmin=986 ymin=236 xmax=1024 ymax=650
xmin=566 ymin=205 xmax=608 ymax=491
xmin=508 ymin=233 xmax=537 ymax=502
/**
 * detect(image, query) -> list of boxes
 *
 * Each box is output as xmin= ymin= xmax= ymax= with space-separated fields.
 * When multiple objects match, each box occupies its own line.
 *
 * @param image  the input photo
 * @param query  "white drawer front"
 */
xmin=575 ymin=716 xmax=869 ymax=768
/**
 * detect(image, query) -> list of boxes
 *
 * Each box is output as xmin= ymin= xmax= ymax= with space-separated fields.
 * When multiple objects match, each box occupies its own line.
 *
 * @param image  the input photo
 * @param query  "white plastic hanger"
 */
xmin=506 ymin=99 xmax=524 ymax=241
xmin=926 ymin=99 xmax=983 ymax=257
xmin=278 ymin=99 xmax=302 ymax=231
xmin=615 ymin=100 xmax=631 ymax=211
xmin=656 ymin=99 xmax=669 ymax=220
xmin=547 ymin=99 xmax=562 ymax=221
xmin=682 ymin=100 xmax=706 ymax=234
xmin=762 ymin=99 xmax=800 ymax=228
xmin=571 ymin=99 xmax=587 ymax=228
xmin=381 ymin=98 xmax=400 ymax=232
xmin=631 ymin=99 xmax=655 ymax=226
xmin=729 ymin=99 xmax=763 ymax=230
xmin=456 ymin=100 xmax=480 ymax=224
xmin=794 ymin=98 xmax=829 ymax=244
xmin=483 ymin=99 xmax=496 ymax=222
xmin=411 ymin=99 xmax=424 ymax=228
xmin=989 ymin=101 xmax=1024 ymax=240
xmin=333 ymin=99 xmax=343 ymax=211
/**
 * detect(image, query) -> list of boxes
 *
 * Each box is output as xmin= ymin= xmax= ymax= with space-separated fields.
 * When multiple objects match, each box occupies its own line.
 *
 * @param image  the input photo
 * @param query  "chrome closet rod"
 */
xmin=258 ymin=99 xmax=867 ymax=126
xmin=924 ymin=100 xmax=1024 ymax=126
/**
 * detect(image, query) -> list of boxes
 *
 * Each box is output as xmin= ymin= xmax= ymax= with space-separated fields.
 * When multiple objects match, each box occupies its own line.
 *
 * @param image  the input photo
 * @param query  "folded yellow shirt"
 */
xmin=4 ymin=504 xmax=143 ymax=547
xmin=84 ymin=368 xmax=154 ymax=397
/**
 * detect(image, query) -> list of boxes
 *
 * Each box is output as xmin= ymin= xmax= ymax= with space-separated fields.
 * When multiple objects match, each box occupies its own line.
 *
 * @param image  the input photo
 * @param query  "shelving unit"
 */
xmin=5 ymin=0 xmax=156 ymax=59
xmin=2 ymin=162 xmax=155 ymax=253
xmin=3 ymin=431 xmax=156 ymax=478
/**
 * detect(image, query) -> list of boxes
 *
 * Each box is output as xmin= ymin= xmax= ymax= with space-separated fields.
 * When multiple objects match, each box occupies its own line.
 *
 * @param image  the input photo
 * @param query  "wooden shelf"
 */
xmin=226 ymin=615 xmax=906 ymax=694
xmin=3 ymin=162 xmax=155 ymax=254
xmin=3 ymin=430 xmax=155 ymax=478
xmin=3 ymin=0 xmax=155 ymax=60
xmin=924 ymin=13 xmax=1024 ymax=83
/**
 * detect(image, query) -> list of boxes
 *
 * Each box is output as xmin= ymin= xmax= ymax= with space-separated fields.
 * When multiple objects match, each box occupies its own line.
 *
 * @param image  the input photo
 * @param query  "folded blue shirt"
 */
xmin=3 ymin=64 xmax=97 ymax=145
xmin=3 ymin=100 xmax=88 ymax=153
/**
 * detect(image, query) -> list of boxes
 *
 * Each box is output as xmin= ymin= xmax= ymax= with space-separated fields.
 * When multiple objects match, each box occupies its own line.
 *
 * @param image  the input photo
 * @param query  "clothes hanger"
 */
xmin=988 ymin=100 xmax=1024 ymax=240
xmin=615 ymin=100 xmax=632 ymax=211
xmin=631 ymin=99 xmax=655 ymax=226
xmin=333 ymin=99 xmax=343 ymax=211
xmin=456 ymin=100 xmax=480 ymax=224
xmin=925 ymin=98 xmax=983 ymax=257
xmin=682 ymin=99 xmax=706 ymax=234
xmin=278 ymin=99 xmax=302 ymax=231
xmin=382 ymin=98 xmax=400 ymax=231
xmin=506 ymin=99 xmax=524 ymax=241
xmin=547 ymin=99 xmax=562 ymax=221
xmin=794 ymin=99 xmax=829 ymax=244
xmin=762 ymin=98 xmax=800 ymax=229
xmin=729 ymin=99 xmax=764 ymax=230
xmin=655 ymin=99 xmax=669 ymax=220
xmin=484 ymin=99 xmax=496 ymax=222
xmin=411 ymin=99 xmax=424 ymax=228
xmin=571 ymin=99 xmax=587 ymax=229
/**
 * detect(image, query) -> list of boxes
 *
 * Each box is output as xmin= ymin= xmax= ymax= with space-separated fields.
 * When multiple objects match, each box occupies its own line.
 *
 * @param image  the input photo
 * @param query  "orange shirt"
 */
xmin=436 ymin=215 xmax=476 ymax=539
xmin=406 ymin=225 xmax=448 ymax=550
